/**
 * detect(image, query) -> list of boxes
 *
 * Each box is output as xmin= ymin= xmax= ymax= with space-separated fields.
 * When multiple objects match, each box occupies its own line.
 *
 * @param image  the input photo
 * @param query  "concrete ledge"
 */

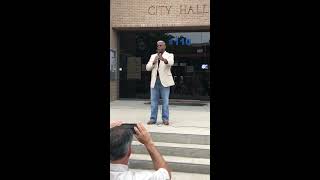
xmin=129 ymin=154 xmax=210 ymax=174
xmin=146 ymin=132 xmax=210 ymax=145
xmin=131 ymin=169 xmax=210 ymax=180
xmin=132 ymin=141 xmax=210 ymax=158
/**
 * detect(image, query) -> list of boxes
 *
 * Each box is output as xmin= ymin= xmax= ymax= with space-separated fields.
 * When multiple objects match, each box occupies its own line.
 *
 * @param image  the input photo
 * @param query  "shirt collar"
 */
xmin=110 ymin=163 xmax=129 ymax=172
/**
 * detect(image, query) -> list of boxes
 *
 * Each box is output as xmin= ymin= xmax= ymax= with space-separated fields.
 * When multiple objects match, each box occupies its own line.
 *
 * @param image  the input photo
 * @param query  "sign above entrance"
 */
xmin=168 ymin=36 xmax=191 ymax=46
xmin=148 ymin=4 xmax=209 ymax=16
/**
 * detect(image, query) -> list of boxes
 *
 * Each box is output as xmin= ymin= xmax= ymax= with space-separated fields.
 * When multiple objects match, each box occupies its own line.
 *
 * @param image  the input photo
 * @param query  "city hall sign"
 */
xmin=148 ymin=4 xmax=209 ymax=15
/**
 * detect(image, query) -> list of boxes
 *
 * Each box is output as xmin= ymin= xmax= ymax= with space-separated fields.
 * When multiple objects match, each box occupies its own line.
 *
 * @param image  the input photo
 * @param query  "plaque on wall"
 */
xmin=110 ymin=49 xmax=117 ymax=80
xmin=127 ymin=57 xmax=141 ymax=80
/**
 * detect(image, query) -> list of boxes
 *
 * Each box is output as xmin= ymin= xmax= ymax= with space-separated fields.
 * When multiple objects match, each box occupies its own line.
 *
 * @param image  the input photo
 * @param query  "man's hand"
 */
xmin=110 ymin=120 xmax=123 ymax=129
xmin=153 ymin=55 xmax=159 ymax=65
xmin=134 ymin=122 xmax=171 ymax=178
xmin=134 ymin=122 xmax=153 ymax=146
xmin=158 ymin=53 xmax=168 ymax=64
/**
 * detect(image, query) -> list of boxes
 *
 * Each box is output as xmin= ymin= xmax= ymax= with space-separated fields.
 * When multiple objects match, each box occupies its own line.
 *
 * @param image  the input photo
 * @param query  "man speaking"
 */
xmin=146 ymin=40 xmax=175 ymax=125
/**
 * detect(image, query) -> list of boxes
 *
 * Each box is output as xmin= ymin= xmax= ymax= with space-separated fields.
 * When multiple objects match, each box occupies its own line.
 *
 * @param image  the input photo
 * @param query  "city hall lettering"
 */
xmin=148 ymin=4 xmax=209 ymax=15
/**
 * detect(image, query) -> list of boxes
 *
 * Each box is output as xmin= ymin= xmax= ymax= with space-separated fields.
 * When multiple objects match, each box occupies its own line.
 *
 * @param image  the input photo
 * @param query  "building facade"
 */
xmin=110 ymin=0 xmax=210 ymax=101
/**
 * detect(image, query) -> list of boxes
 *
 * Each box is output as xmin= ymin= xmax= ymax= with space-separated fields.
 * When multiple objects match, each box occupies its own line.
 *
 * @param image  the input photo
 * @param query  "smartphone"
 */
xmin=121 ymin=123 xmax=137 ymax=134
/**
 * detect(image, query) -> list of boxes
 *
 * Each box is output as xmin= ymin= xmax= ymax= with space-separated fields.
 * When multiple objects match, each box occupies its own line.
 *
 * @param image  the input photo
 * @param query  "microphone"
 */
xmin=157 ymin=50 xmax=161 ymax=61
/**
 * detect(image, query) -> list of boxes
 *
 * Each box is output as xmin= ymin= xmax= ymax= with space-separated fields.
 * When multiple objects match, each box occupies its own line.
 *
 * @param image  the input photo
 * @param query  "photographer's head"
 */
xmin=110 ymin=126 xmax=133 ymax=164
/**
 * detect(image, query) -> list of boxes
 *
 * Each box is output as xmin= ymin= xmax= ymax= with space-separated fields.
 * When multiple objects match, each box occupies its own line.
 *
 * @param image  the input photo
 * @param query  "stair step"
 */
xmin=132 ymin=141 xmax=210 ymax=159
xmin=129 ymin=154 xmax=210 ymax=174
xmin=144 ymin=101 xmax=207 ymax=106
xmin=146 ymin=132 xmax=210 ymax=145
xmin=131 ymin=169 xmax=210 ymax=180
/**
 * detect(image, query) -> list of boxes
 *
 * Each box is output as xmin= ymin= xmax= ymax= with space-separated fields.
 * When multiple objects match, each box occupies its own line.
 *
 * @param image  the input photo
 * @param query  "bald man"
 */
xmin=146 ymin=40 xmax=175 ymax=125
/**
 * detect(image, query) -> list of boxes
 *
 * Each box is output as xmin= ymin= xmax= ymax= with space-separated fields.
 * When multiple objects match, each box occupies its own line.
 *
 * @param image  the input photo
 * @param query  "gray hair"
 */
xmin=110 ymin=126 xmax=133 ymax=161
xmin=157 ymin=40 xmax=166 ymax=45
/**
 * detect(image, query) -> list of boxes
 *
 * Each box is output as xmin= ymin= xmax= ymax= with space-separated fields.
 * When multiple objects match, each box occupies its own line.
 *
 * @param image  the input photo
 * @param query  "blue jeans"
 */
xmin=150 ymin=77 xmax=170 ymax=122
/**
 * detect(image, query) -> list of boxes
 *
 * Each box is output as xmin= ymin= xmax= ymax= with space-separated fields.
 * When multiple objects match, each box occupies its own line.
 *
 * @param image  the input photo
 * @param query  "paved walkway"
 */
xmin=110 ymin=100 xmax=210 ymax=135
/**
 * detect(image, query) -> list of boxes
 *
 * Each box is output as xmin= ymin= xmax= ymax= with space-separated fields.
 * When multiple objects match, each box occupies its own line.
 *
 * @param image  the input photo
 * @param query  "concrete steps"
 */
xmin=130 ymin=131 xmax=211 ymax=174
xmin=144 ymin=99 xmax=208 ymax=106
xmin=129 ymin=154 xmax=210 ymax=174
xmin=132 ymin=141 xmax=210 ymax=159
xmin=110 ymin=100 xmax=211 ymax=175
xmin=131 ymin=169 xmax=210 ymax=180
xmin=148 ymin=131 xmax=210 ymax=145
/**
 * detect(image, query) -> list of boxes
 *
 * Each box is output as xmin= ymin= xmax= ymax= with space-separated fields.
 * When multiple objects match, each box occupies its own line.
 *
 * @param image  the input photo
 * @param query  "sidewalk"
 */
xmin=110 ymin=100 xmax=210 ymax=135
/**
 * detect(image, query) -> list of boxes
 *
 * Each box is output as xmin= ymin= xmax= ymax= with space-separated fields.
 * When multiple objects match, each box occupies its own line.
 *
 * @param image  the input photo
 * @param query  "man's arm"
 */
xmin=161 ymin=53 xmax=174 ymax=66
xmin=134 ymin=123 xmax=171 ymax=179
xmin=145 ymin=142 xmax=171 ymax=177
xmin=146 ymin=55 xmax=157 ymax=71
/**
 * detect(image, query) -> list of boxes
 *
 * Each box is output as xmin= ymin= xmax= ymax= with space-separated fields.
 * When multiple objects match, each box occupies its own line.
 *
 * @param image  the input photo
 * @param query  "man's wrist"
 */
xmin=144 ymin=141 xmax=154 ymax=148
xmin=164 ymin=59 xmax=168 ymax=64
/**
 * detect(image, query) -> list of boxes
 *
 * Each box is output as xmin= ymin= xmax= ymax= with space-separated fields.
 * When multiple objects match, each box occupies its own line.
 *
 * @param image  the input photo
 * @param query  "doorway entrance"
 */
xmin=119 ymin=31 xmax=210 ymax=100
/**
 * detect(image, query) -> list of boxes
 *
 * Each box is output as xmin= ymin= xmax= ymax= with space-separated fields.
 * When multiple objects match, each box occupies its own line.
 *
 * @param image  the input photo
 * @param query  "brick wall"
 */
xmin=110 ymin=80 xmax=118 ymax=101
xmin=110 ymin=3 xmax=119 ymax=101
xmin=110 ymin=0 xmax=210 ymax=101
xmin=111 ymin=0 xmax=210 ymax=29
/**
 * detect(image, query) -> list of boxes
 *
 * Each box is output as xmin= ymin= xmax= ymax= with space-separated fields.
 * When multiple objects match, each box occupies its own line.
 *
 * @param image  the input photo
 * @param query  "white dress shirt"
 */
xmin=110 ymin=163 xmax=170 ymax=180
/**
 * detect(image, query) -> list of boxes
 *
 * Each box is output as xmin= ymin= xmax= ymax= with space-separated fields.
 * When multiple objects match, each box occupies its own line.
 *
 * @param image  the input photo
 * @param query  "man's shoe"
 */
xmin=163 ymin=121 xmax=169 ymax=125
xmin=147 ymin=120 xmax=156 ymax=125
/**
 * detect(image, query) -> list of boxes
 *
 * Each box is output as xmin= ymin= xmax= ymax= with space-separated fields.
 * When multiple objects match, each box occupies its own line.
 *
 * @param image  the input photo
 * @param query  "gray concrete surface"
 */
xmin=110 ymin=100 xmax=211 ymax=175
xmin=110 ymin=100 xmax=210 ymax=135
xmin=131 ymin=169 xmax=210 ymax=180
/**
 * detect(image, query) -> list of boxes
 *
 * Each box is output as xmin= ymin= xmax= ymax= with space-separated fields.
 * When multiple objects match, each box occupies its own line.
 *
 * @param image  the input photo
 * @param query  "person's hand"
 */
xmin=134 ymin=122 xmax=153 ymax=146
xmin=153 ymin=55 xmax=159 ymax=64
xmin=158 ymin=53 xmax=167 ymax=63
xmin=158 ymin=53 xmax=164 ymax=61
xmin=110 ymin=120 xmax=123 ymax=129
